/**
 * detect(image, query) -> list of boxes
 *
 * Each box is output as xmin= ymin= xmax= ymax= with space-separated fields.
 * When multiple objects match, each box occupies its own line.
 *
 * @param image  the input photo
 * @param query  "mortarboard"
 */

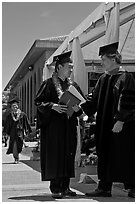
xmin=99 ymin=42 xmax=119 ymax=56
xmin=53 ymin=51 xmax=72 ymax=64
xmin=8 ymin=98 xmax=19 ymax=104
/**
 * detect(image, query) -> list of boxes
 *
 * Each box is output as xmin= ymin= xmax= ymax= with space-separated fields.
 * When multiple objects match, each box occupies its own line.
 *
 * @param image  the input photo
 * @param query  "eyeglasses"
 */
xmin=69 ymin=63 xmax=73 ymax=68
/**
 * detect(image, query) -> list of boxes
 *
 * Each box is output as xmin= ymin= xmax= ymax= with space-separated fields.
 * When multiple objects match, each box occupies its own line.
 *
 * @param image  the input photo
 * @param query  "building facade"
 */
xmin=4 ymin=36 xmax=67 ymax=123
xmin=3 ymin=2 xmax=135 ymax=124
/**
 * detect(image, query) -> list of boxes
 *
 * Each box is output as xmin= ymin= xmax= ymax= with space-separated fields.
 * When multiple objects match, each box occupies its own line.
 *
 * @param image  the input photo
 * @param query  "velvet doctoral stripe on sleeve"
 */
xmin=81 ymin=75 xmax=103 ymax=117
xmin=114 ymin=72 xmax=135 ymax=122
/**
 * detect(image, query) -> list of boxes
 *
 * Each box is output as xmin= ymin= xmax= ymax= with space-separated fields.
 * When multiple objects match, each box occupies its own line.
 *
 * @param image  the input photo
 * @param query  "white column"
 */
xmin=72 ymin=37 xmax=88 ymax=95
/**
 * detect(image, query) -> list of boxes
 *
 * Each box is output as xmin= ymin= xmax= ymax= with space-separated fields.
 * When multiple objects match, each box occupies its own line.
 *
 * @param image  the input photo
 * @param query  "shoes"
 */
xmin=85 ymin=188 xmax=112 ymax=197
xmin=63 ymin=188 xmax=77 ymax=196
xmin=52 ymin=193 xmax=63 ymax=199
xmin=52 ymin=189 xmax=77 ymax=198
xmin=128 ymin=189 xmax=135 ymax=198
xmin=14 ymin=159 xmax=19 ymax=164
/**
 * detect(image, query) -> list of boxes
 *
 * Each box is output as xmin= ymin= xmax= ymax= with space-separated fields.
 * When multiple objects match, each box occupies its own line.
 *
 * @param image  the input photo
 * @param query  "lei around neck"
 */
xmin=11 ymin=109 xmax=22 ymax=121
xmin=52 ymin=72 xmax=73 ymax=99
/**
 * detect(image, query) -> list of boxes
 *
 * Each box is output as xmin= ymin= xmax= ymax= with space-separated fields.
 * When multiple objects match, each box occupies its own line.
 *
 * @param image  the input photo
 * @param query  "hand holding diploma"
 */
xmin=52 ymin=104 xmax=68 ymax=114
xmin=112 ymin=120 xmax=124 ymax=133
xmin=59 ymin=85 xmax=86 ymax=117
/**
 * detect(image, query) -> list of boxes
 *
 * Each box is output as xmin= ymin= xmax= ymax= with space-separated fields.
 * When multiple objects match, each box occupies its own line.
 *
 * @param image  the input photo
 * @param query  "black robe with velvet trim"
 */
xmin=81 ymin=71 xmax=135 ymax=185
xmin=35 ymin=77 xmax=83 ymax=181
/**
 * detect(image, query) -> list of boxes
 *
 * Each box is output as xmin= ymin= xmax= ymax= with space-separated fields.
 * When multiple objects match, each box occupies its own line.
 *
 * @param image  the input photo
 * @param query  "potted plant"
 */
xmin=83 ymin=153 xmax=98 ymax=175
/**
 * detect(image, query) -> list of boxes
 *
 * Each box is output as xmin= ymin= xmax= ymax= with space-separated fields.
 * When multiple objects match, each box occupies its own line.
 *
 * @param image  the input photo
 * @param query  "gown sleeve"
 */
xmin=34 ymin=79 xmax=54 ymax=128
xmin=72 ymin=81 xmax=85 ymax=117
xmin=3 ymin=114 xmax=12 ymax=135
xmin=23 ymin=113 xmax=32 ymax=134
xmin=81 ymin=76 xmax=101 ymax=117
xmin=114 ymin=73 xmax=135 ymax=122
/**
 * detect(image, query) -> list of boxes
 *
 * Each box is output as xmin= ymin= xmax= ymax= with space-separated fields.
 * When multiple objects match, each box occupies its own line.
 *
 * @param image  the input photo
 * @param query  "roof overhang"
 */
xmin=4 ymin=37 xmax=67 ymax=91
xmin=46 ymin=2 xmax=135 ymax=66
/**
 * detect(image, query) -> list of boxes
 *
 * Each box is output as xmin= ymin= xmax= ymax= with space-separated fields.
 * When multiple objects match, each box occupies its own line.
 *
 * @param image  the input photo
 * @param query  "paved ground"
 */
xmin=2 ymin=142 xmax=135 ymax=202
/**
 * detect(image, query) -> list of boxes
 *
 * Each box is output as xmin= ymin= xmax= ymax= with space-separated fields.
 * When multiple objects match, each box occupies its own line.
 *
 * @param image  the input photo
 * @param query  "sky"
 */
xmin=2 ymin=1 xmax=101 ymax=90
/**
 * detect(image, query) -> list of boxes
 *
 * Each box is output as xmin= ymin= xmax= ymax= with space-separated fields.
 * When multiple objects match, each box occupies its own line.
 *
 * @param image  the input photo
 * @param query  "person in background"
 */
xmin=3 ymin=98 xmax=32 ymax=164
xmin=81 ymin=114 xmax=96 ymax=156
xmin=81 ymin=42 xmax=135 ymax=198
xmin=35 ymin=51 xmax=84 ymax=199
xmin=2 ymin=102 xmax=9 ymax=147
xmin=81 ymin=123 xmax=96 ymax=156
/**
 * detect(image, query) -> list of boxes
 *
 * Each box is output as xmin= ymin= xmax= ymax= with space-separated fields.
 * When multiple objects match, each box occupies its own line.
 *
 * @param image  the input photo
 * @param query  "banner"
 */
xmin=104 ymin=2 xmax=120 ymax=44
xmin=72 ymin=37 xmax=87 ymax=94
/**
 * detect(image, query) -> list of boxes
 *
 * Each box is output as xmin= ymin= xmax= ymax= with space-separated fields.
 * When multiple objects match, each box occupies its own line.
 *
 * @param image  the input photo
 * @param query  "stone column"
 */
xmin=29 ymin=77 xmax=32 ymax=123
xmin=23 ymin=83 xmax=26 ymax=113
xmin=26 ymin=81 xmax=29 ymax=116
xmin=27 ymin=78 xmax=29 ymax=121
xmin=31 ymin=74 xmax=34 ymax=123
xmin=35 ymin=70 xmax=39 ymax=93
xmin=20 ymin=85 xmax=22 ymax=111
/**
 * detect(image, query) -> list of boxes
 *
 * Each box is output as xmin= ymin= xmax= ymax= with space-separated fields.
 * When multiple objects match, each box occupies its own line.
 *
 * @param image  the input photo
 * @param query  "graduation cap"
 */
xmin=53 ymin=51 xmax=72 ymax=64
xmin=99 ymin=42 xmax=119 ymax=56
xmin=8 ymin=98 xmax=19 ymax=104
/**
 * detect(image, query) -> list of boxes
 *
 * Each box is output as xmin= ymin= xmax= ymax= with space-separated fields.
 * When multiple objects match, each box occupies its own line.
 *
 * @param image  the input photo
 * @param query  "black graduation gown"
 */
xmin=81 ymin=71 xmax=135 ymax=185
xmin=35 ymin=78 xmax=83 ymax=181
xmin=3 ymin=112 xmax=32 ymax=154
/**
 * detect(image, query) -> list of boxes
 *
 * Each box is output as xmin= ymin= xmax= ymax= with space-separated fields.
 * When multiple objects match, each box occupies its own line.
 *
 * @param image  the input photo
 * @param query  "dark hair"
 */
xmin=105 ymin=51 xmax=122 ymax=64
xmin=55 ymin=61 xmax=65 ymax=72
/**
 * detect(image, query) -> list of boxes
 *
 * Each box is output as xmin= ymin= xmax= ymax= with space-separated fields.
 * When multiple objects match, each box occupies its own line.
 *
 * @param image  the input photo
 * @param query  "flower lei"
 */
xmin=52 ymin=71 xmax=73 ymax=99
xmin=11 ymin=109 xmax=22 ymax=121
xmin=83 ymin=153 xmax=98 ymax=166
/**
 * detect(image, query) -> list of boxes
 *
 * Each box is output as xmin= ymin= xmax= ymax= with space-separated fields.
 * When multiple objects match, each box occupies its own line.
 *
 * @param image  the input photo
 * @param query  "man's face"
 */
xmin=101 ymin=55 xmax=114 ymax=71
xmin=11 ymin=103 xmax=19 ymax=112
xmin=60 ymin=62 xmax=73 ymax=78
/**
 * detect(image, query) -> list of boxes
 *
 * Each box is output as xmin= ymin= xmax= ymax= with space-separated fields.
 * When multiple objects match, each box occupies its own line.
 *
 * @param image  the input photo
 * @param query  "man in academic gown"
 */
xmin=3 ymin=98 xmax=32 ymax=163
xmin=35 ymin=51 xmax=84 ymax=199
xmin=81 ymin=42 xmax=135 ymax=198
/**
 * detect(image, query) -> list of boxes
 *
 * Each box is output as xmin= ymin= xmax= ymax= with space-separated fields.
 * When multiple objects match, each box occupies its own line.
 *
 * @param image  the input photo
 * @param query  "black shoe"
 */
xmin=128 ymin=189 xmax=135 ymax=198
xmin=52 ymin=193 xmax=63 ymax=199
xmin=63 ymin=189 xmax=77 ymax=196
xmin=85 ymin=188 xmax=112 ymax=197
xmin=14 ymin=158 xmax=19 ymax=164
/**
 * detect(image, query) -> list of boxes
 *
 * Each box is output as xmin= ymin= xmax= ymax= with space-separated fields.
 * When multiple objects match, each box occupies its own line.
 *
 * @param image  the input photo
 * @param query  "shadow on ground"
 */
xmin=2 ymin=162 xmax=16 ymax=165
xmin=8 ymin=192 xmax=134 ymax=202
xmin=20 ymin=159 xmax=41 ymax=172
xmin=8 ymin=193 xmax=88 ymax=202
xmin=19 ymin=160 xmax=135 ymax=202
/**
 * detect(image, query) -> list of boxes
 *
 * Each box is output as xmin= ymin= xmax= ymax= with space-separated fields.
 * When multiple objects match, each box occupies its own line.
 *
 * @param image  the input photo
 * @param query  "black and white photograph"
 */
xmin=2 ymin=1 xmax=135 ymax=202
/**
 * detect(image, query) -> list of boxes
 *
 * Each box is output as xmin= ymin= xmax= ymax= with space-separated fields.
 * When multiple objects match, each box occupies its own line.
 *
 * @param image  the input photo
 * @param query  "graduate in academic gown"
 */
xmin=81 ymin=42 xmax=135 ymax=198
xmin=3 ymin=98 xmax=32 ymax=163
xmin=35 ymin=51 xmax=84 ymax=199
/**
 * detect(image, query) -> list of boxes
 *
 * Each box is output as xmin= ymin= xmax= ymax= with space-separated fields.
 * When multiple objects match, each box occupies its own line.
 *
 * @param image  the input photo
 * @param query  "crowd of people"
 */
xmin=3 ymin=42 xmax=135 ymax=199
